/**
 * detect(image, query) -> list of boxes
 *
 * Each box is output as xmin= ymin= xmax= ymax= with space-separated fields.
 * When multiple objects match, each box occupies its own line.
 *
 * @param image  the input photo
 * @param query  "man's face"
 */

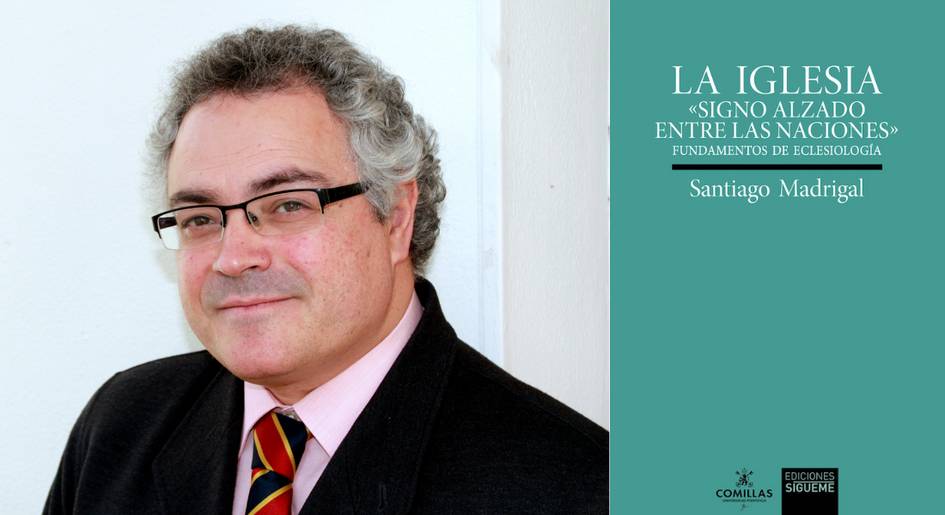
xmin=167 ymin=87 xmax=399 ymax=394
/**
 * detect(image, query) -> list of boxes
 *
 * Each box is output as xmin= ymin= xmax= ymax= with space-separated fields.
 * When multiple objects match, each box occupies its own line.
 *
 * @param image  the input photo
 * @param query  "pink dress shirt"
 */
xmin=232 ymin=292 xmax=423 ymax=515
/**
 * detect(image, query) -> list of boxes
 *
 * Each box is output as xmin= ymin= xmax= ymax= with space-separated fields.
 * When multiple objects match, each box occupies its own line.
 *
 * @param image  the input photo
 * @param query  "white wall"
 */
xmin=501 ymin=0 xmax=610 ymax=428
xmin=0 ymin=2 xmax=484 ymax=511
xmin=0 ymin=1 xmax=608 ymax=511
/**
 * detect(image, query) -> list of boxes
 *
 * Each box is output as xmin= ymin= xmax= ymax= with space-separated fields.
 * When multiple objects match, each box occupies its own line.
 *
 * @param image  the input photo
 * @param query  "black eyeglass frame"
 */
xmin=150 ymin=182 xmax=368 ymax=237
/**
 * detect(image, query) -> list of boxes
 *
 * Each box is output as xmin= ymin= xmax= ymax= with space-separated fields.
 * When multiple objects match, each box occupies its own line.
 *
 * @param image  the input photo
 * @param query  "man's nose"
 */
xmin=212 ymin=209 xmax=271 ymax=276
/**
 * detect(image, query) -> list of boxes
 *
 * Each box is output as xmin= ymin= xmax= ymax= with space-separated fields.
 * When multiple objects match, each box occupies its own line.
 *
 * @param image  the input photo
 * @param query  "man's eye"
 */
xmin=181 ymin=215 xmax=217 ymax=228
xmin=274 ymin=200 xmax=310 ymax=213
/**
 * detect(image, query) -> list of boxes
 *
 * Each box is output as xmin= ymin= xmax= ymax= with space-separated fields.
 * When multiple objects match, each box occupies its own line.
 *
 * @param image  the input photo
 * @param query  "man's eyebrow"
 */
xmin=249 ymin=168 xmax=331 ymax=194
xmin=169 ymin=189 xmax=219 ymax=207
xmin=167 ymin=168 xmax=331 ymax=207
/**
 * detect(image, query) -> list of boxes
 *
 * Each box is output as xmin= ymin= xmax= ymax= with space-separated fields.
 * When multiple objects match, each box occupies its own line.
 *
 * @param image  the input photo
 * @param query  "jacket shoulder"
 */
xmin=72 ymin=351 xmax=226 ymax=442
xmin=44 ymin=352 xmax=231 ymax=515
xmin=452 ymin=342 xmax=608 ymax=449
xmin=103 ymin=351 xmax=227 ymax=426
xmin=415 ymin=341 xmax=609 ymax=513
xmin=106 ymin=350 xmax=221 ymax=394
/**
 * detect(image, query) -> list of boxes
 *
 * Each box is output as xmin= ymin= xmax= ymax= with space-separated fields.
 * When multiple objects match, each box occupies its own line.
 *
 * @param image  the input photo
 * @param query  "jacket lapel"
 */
xmin=152 ymin=366 xmax=243 ymax=515
xmin=300 ymin=279 xmax=458 ymax=515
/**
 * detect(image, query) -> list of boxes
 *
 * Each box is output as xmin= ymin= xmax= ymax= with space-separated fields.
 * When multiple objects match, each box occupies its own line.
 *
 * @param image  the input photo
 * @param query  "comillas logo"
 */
xmin=715 ymin=468 xmax=774 ymax=510
xmin=715 ymin=487 xmax=774 ymax=499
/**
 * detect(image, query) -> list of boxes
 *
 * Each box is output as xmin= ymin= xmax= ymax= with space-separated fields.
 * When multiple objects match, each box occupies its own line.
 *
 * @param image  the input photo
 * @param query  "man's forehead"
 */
xmin=164 ymin=88 xmax=357 ymax=207
xmin=168 ymin=166 xmax=332 ymax=206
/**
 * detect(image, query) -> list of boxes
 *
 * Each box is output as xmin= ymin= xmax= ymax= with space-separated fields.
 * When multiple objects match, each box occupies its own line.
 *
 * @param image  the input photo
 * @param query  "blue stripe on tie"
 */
xmin=246 ymin=470 xmax=291 ymax=512
xmin=281 ymin=421 xmax=308 ymax=469
xmin=273 ymin=413 xmax=308 ymax=469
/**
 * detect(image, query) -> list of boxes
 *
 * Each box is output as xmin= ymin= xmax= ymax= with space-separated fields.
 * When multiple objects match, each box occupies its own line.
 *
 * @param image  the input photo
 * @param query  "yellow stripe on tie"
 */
xmin=247 ymin=484 xmax=292 ymax=515
xmin=272 ymin=412 xmax=298 ymax=473
xmin=251 ymin=469 xmax=267 ymax=484
xmin=253 ymin=430 xmax=274 ymax=472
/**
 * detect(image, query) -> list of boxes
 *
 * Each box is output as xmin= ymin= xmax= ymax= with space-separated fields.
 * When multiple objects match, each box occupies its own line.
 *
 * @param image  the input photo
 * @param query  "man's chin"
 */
xmin=204 ymin=341 xmax=297 ymax=384
xmin=224 ymin=361 xmax=298 ymax=387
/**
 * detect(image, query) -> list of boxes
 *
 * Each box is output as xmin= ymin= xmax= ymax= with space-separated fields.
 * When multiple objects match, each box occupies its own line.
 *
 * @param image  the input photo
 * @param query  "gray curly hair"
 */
xmin=147 ymin=25 xmax=446 ymax=272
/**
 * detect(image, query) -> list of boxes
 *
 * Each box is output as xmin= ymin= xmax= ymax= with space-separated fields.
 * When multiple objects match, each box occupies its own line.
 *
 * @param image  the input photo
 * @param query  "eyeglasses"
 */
xmin=151 ymin=183 xmax=368 ymax=250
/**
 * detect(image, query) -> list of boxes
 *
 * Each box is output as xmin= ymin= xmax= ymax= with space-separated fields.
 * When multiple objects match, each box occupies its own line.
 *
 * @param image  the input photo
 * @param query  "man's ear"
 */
xmin=388 ymin=180 xmax=418 ymax=266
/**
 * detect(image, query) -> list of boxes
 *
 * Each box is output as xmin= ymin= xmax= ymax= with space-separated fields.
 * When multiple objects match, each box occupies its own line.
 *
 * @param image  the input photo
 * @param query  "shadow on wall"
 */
xmin=151 ymin=247 xmax=204 ymax=353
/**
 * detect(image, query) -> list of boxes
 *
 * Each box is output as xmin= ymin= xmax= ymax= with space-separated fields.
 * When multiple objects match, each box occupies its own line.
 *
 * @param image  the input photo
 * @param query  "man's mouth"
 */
xmin=217 ymin=297 xmax=292 ymax=312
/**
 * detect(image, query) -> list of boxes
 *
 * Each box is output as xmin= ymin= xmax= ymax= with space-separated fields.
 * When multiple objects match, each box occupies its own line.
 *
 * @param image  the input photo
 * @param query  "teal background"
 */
xmin=611 ymin=2 xmax=945 ymax=514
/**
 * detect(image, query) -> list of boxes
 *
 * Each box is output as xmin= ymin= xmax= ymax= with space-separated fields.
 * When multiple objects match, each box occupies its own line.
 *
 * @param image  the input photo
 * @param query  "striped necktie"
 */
xmin=245 ymin=410 xmax=311 ymax=515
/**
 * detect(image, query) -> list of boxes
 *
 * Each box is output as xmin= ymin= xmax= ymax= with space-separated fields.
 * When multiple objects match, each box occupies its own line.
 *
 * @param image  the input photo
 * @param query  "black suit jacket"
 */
xmin=45 ymin=279 xmax=609 ymax=514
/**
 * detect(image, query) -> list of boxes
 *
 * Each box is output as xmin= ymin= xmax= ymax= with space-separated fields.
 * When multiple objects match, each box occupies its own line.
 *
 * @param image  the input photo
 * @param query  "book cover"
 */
xmin=611 ymin=2 xmax=945 ymax=513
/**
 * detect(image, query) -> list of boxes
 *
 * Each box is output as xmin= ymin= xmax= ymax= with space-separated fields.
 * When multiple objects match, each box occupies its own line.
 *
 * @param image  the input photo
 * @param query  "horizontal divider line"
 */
xmin=672 ymin=164 xmax=882 ymax=171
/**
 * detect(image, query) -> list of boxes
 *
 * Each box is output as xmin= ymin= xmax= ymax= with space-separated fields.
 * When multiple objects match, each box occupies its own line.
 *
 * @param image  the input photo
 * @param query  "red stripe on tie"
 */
xmin=255 ymin=414 xmax=295 ymax=479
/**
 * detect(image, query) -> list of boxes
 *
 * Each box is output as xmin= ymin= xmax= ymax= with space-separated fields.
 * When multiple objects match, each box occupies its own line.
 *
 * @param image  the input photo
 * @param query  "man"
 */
xmin=45 ymin=26 xmax=608 ymax=514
